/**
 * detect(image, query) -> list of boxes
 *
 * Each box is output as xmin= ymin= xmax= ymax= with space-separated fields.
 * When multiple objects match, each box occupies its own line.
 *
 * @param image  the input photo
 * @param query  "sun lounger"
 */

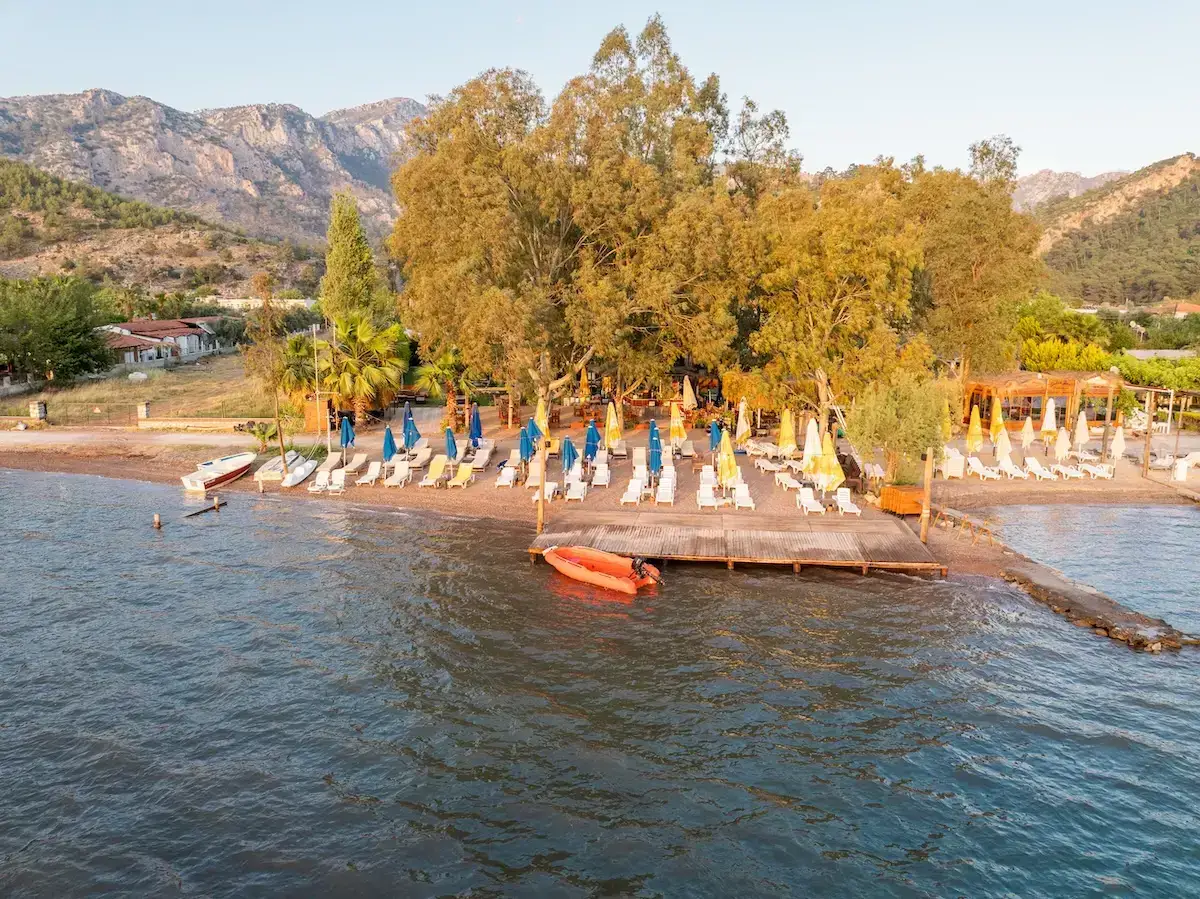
xmin=611 ymin=440 xmax=628 ymax=459
xmin=418 ymin=454 xmax=448 ymax=487
xmin=620 ymin=478 xmax=643 ymax=506
xmin=1149 ymin=454 xmax=1176 ymax=471
xmin=327 ymin=469 xmax=347 ymax=496
xmin=655 ymin=479 xmax=675 ymax=505
xmin=1052 ymin=463 xmax=1085 ymax=480
xmin=384 ymin=462 xmax=411 ymax=487
xmin=526 ymin=460 xmax=544 ymax=489
xmin=592 ymin=464 xmax=611 ymax=487
xmin=355 ymin=461 xmax=382 ymax=486
xmin=446 ymin=463 xmax=475 ymax=488
xmin=1025 ymin=458 xmax=1057 ymax=481
xmin=745 ymin=440 xmax=766 ymax=457
xmin=967 ymin=456 xmax=1001 ymax=480
xmin=696 ymin=483 xmax=721 ymax=510
xmin=680 ymin=440 xmax=695 ymax=458
xmin=531 ymin=482 xmax=559 ymax=502
xmin=835 ymin=487 xmax=861 ymax=516
xmin=797 ymin=487 xmax=825 ymax=515
xmin=1079 ymin=462 xmax=1114 ymax=479
xmin=408 ymin=447 xmax=432 ymax=469
xmin=594 ymin=449 xmax=608 ymax=467
xmin=632 ymin=447 xmax=647 ymax=468
xmin=999 ymin=457 xmax=1029 ymax=480
xmin=565 ymin=478 xmax=588 ymax=502
xmin=453 ymin=443 xmax=471 ymax=466
xmin=939 ymin=452 xmax=965 ymax=479
xmin=307 ymin=470 xmax=331 ymax=493
xmin=774 ymin=471 xmax=802 ymax=490
xmin=734 ymin=483 xmax=755 ymax=510
xmin=316 ymin=455 xmax=340 ymax=474
xmin=546 ymin=438 xmax=560 ymax=457
xmin=470 ymin=446 xmax=494 ymax=471
xmin=495 ymin=465 xmax=518 ymax=488
xmin=341 ymin=453 xmax=368 ymax=475
xmin=755 ymin=458 xmax=783 ymax=472
xmin=1070 ymin=450 xmax=1099 ymax=462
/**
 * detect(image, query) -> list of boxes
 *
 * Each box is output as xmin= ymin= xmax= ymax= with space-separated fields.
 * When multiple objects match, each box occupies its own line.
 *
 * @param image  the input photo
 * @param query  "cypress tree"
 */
xmin=319 ymin=192 xmax=377 ymax=322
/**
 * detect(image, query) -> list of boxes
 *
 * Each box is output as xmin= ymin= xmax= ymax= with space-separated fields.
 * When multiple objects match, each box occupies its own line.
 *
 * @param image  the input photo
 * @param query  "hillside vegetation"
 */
xmin=0 ymin=159 xmax=322 ymax=295
xmin=1039 ymin=154 xmax=1200 ymax=305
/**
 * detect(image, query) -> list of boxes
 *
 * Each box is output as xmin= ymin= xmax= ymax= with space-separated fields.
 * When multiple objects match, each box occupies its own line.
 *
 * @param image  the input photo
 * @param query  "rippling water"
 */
xmin=2 ymin=471 xmax=1198 ymax=897
xmin=990 ymin=504 xmax=1200 ymax=633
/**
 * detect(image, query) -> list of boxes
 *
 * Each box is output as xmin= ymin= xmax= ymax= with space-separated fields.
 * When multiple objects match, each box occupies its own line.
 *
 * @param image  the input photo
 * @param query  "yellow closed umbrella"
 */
xmin=941 ymin=398 xmax=953 ymax=444
xmin=801 ymin=418 xmax=822 ymax=474
xmin=717 ymin=429 xmax=738 ymax=490
xmin=778 ymin=408 xmax=797 ymax=457
xmin=966 ymin=405 xmax=984 ymax=454
xmin=604 ymin=401 xmax=621 ymax=450
xmin=819 ymin=431 xmax=844 ymax=493
xmin=734 ymin=399 xmax=750 ymax=447
xmin=669 ymin=402 xmax=686 ymax=448
xmin=989 ymin=397 xmax=1005 ymax=446
xmin=578 ymin=367 xmax=589 ymax=403
xmin=682 ymin=376 xmax=697 ymax=411
xmin=535 ymin=396 xmax=549 ymax=437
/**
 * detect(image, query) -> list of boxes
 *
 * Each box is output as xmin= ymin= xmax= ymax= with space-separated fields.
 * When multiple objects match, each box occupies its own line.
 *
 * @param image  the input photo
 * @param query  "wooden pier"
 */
xmin=529 ymin=511 xmax=947 ymax=576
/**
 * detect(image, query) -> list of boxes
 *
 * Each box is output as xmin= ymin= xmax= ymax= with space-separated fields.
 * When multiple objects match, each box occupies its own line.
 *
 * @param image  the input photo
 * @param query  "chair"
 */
xmin=680 ymin=440 xmax=695 ymax=458
xmin=355 ymin=461 xmax=381 ymax=486
xmin=655 ymin=479 xmax=675 ymax=505
xmin=696 ymin=483 xmax=720 ymax=510
xmin=447 ymin=463 xmax=475 ymax=488
xmin=307 ymin=470 xmax=331 ymax=493
xmin=418 ymin=454 xmax=448 ymax=487
xmin=998 ymin=456 xmax=1029 ymax=480
xmin=734 ymin=483 xmax=755 ymax=510
xmin=1025 ymin=457 xmax=1057 ymax=481
xmin=384 ymin=462 xmax=411 ymax=487
xmin=495 ymin=464 xmax=518 ymax=488
xmin=1052 ymin=463 xmax=1085 ymax=480
xmin=408 ymin=447 xmax=432 ymax=469
xmin=835 ymin=488 xmax=861 ymax=516
xmin=797 ymin=487 xmax=825 ymax=515
xmin=327 ymin=469 xmax=347 ymax=496
xmin=565 ymin=479 xmax=588 ymax=502
xmin=620 ymin=478 xmax=643 ymax=506
xmin=592 ymin=464 xmax=611 ymax=487
xmin=1079 ymin=462 xmax=1115 ymax=480
xmin=967 ymin=456 xmax=1001 ymax=480
xmin=775 ymin=471 xmax=802 ymax=491
xmin=470 ymin=446 xmax=493 ymax=471
xmin=341 ymin=453 xmax=368 ymax=475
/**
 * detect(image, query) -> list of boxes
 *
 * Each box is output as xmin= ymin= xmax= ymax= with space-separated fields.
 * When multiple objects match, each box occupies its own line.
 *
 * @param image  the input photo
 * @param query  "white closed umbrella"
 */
xmin=996 ymin=427 xmax=1013 ymax=463
xmin=801 ymin=418 xmax=821 ymax=475
xmin=1111 ymin=425 xmax=1126 ymax=461
xmin=1054 ymin=427 xmax=1071 ymax=462
xmin=1021 ymin=416 xmax=1035 ymax=451
xmin=1073 ymin=410 xmax=1090 ymax=451
xmin=1041 ymin=398 xmax=1057 ymax=447
xmin=734 ymin=399 xmax=750 ymax=446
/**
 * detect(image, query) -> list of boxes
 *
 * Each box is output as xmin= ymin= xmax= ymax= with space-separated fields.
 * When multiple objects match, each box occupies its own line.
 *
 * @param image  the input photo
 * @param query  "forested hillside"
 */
xmin=1039 ymin=154 xmax=1200 ymax=305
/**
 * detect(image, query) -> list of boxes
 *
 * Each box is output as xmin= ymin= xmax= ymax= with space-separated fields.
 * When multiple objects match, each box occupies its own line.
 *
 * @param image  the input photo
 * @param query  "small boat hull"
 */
xmin=543 ymin=546 xmax=659 ymax=595
xmin=181 ymin=452 xmax=257 ymax=492
xmin=281 ymin=458 xmax=318 ymax=488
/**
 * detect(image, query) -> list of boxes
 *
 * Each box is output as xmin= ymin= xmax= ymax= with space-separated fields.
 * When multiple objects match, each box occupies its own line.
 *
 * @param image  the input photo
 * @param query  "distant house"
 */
xmin=1125 ymin=348 xmax=1198 ymax=361
xmin=211 ymin=296 xmax=314 ymax=312
xmin=100 ymin=318 xmax=225 ymax=363
xmin=1147 ymin=300 xmax=1200 ymax=319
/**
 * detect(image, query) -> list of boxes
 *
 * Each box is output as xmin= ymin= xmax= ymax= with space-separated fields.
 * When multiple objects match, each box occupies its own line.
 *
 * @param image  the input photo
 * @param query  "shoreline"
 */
xmin=4 ymin=448 xmax=1196 ymax=652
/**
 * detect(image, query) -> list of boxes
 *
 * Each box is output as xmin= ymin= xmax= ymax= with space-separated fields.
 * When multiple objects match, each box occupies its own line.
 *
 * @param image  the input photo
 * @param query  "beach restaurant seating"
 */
xmin=835 ymin=487 xmax=861 ymax=516
xmin=327 ymin=469 xmax=347 ymax=496
xmin=998 ymin=456 xmax=1029 ymax=480
xmin=355 ymin=461 xmax=382 ymax=486
xmin=733 ymin=483 xmax=756 ymax=510
xmin=1080 ymin=462 xmax=1115 ymax=480
xmin=797 ymin=487 xmax=825 ymax=515
xmin=307 ymin=470 xmax=331 ymax=493
xmin=967 ymin=456 xmax=1001 ymax=480
xmin=341 ymin=453 xmax=368 ymax=475
xmin=384 ymin=462 xmax=411 ymax=487
xmin=419 ymin=454 xmax=448 ymax=487
xmin=1025 ymin=457 xmax=1057 ymax=481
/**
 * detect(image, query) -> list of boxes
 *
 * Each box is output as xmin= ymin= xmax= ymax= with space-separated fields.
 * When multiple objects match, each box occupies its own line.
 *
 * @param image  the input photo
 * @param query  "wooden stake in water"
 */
xmin=153 ymin=513 xmax=161 ymax=529
xmin=213 ymin=495 xmax=221 ymax=511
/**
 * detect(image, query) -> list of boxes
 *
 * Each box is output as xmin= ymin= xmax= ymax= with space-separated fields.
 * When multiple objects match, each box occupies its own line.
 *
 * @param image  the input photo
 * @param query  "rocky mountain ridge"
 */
xmin=0 ymin=89 xmax=426 ymax=242
xmin=1013 ymin=168 xmax=1127 ymax=212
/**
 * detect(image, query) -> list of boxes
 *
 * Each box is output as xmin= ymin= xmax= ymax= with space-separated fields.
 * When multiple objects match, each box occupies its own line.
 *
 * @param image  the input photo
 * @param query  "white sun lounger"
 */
xmin=342 ymin=453 xmax=368 ymax=475
xmin=408 ymin=447 xmax=432 ymax=470
xmin=696 ymin=483 xmax=720 ymax=510
xmin=1052 ymin=463 xmax=1085 ymax=480
xmin=1025 ymin=458 xmax=1057 ymax=481
xmin=307 ymin=470 xmax=331 ymax=493
xmin=680 ymin=440 xmax=695 ymax=458
xmin=495 ymin=465 xmax=518 ymax=488
xmin=733 ymin=483 xmax=755 ymax=510
xmin=755 ymin=458 xmax=783 ymax=472
xmin=775 ymin=471 xmax=802 ymax=490
xmin=1079 ymin=462 xmax=1114 ymax=479
xmin=384 ymin=462 xmax=411 ymax=487
xmin=620 ymin=478 xmax=643 ymax=506
xmin=967 ymin=456 xmax=1001 ymax=480
xmin=525 ymin=460 xmax=544 ymax=489
xmin=565 ymin=479 xmax=588 ymax=502
xmin=592 ymin=464 xmax=611 ymax=487
xmin=632 ymin=446 xmax=647 ymax=468
xmin=326 ymin=469 xmax=347 ymax=495
xmin=593 ymin=449 xmax=608 ymax=467
xmin=655 ymin=479 xmax=675 ymax=505
xmin=797 ymin=487 xmax=825 ymax=515
xmin=531 ymin=482 xmax=559 ymax=502
xmin=999 ymin=457 xmax=1029 ymax=480
xmin=316 ymin=455 xmax=341 ymax=474
xmin=355 ymin=461 xmax=381 ymax=486
xmin=835 ymin=488 xmax=861 ymax=516
xmin=471 ymin=446 xmax=493 ymax=470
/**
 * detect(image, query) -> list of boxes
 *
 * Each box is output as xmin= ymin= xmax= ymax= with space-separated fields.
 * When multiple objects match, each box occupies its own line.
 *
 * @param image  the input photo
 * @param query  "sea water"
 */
xmin=1 ymin=470 xmax=1198 ymax=897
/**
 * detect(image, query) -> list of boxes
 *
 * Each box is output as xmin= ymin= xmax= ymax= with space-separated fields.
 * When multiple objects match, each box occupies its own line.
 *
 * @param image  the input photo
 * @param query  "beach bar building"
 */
xmin=963 ymin=370 xmax=1125 ymax=432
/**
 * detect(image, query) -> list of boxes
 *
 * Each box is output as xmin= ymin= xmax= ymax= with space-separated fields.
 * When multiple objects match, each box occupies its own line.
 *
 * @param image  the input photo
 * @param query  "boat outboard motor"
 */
xmin=632 ymin=557 xmax=662 ymax=585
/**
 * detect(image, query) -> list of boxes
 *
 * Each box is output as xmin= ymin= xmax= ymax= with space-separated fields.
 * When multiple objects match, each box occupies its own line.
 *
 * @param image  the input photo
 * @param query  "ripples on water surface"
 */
xmin=1 ymin=471 xmax=1198 ymax=897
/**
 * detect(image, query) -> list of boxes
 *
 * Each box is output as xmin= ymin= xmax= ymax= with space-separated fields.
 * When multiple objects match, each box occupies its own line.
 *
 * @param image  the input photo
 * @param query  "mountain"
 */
xmin=1037 ymin=153 xmax=1200 ymax=306
xmin=0 ymin=158 xmax=321 ymax=295
xmin=0 ymin=88 xmax=426 ymax=242
xmin=1013 ymin=169 xmax=1127 ymax=212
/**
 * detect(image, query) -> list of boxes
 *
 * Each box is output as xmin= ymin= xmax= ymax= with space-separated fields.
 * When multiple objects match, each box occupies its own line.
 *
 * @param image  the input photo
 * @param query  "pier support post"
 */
xmin=153 ymin=513 xmax=161 ymax=529
xmin=919 ymin=448 xmax=934 ymax=544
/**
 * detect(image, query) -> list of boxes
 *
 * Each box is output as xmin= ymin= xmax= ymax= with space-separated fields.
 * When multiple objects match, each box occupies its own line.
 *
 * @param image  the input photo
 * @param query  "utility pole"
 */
xmin=312 ymin=324 xmax=331 ymax=456
xmin=1141 ymin=392 xmax=1156 ymax=479
xmin=536 ymin=432 xmax=548 ymax=535
xmin=919 ymin=447 xmax=934 ymax=544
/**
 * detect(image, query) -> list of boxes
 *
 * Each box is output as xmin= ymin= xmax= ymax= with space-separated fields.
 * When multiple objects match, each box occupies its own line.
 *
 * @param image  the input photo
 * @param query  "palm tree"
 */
xmin=412 ymin=350 xmax=468 ymax=430
xmin=319 ymin=313 xmax=407 ymax=426
xmin=280 ymin=333 xmax=317 ymax=405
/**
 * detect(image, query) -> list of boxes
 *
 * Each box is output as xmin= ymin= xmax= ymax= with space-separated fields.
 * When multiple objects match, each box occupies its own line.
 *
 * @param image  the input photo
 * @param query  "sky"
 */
xmin=2 ymin=0 xmax=1196 ymax=176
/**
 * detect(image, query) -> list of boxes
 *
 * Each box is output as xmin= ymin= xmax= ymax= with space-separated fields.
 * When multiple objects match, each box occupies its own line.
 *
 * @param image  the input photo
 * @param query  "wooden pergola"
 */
xmin=962 ymin=370 xmax=1125 ymax=432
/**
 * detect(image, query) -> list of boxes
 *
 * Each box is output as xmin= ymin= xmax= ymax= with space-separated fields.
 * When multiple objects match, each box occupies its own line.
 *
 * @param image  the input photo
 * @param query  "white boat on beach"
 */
xmin=281 ymin=458 xmax=318 ymax=488
xmin=254 ymin=450 xmax=302 ymax=481
xmin=181 ymin=452 xmax=257 ymax=492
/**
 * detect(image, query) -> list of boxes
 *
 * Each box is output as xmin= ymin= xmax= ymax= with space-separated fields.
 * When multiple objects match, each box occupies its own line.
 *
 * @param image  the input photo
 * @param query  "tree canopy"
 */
xmin=0 ymin=277 xmax=113 ymax=380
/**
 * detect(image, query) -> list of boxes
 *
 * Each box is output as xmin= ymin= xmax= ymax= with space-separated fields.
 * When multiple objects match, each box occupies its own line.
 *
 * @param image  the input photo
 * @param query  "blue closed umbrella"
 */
xmin=519 ymin=426 xmax=534 ymax=463
xmin=382 ymin=425 xmax=397 ymax=463
xmin=561 ymin=437 xmax=578 ymax=475
xmin=709 ymin=420 xmax=721 ymax=452
xmin=527 ymin=416 xmax=542 ymax=444
xmin=468 ymin=403 xmax=483 ymax=448
xmin=339 ymin=415 xmax=355 ymax=463
xmin=584 ymin=419 xmax=600 ymax=462
xmin=444 ymin=427 xmax=458 ymax=466
xmin=649 ymin=421 xmax=663 ymax=476
xmin=402 ymin=403 xmax=420 ymax=452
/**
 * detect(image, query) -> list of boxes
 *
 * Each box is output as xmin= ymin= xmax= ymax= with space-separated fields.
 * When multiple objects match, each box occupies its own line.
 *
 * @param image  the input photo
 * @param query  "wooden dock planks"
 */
xmin=530 ymin=510 xmax=945 ymax=575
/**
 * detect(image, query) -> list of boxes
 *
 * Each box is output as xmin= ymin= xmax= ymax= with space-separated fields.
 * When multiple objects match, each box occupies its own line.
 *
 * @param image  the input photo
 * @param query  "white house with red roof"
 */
xmin=100 ymin=318 xmax=224 ymax=364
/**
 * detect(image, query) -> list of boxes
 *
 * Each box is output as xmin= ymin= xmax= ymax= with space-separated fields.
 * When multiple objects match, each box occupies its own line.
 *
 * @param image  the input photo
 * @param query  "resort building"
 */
xmin=101 ymin=318 xmax=226 ymax=364
xmin=963 ymin=370 xmax=1125 ymax=431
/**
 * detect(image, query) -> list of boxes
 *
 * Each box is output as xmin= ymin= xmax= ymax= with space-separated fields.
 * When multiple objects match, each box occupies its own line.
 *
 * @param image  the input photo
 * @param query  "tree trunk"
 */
xmin=445 ymin=381 xmax=457 ymax=431
xmin=273 ymin=391 xmax=289 ymax=475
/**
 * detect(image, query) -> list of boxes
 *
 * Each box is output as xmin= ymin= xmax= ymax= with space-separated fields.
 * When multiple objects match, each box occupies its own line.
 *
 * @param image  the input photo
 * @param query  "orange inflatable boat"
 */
xmin=542 ymin=546 xmax=660 ymax=595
